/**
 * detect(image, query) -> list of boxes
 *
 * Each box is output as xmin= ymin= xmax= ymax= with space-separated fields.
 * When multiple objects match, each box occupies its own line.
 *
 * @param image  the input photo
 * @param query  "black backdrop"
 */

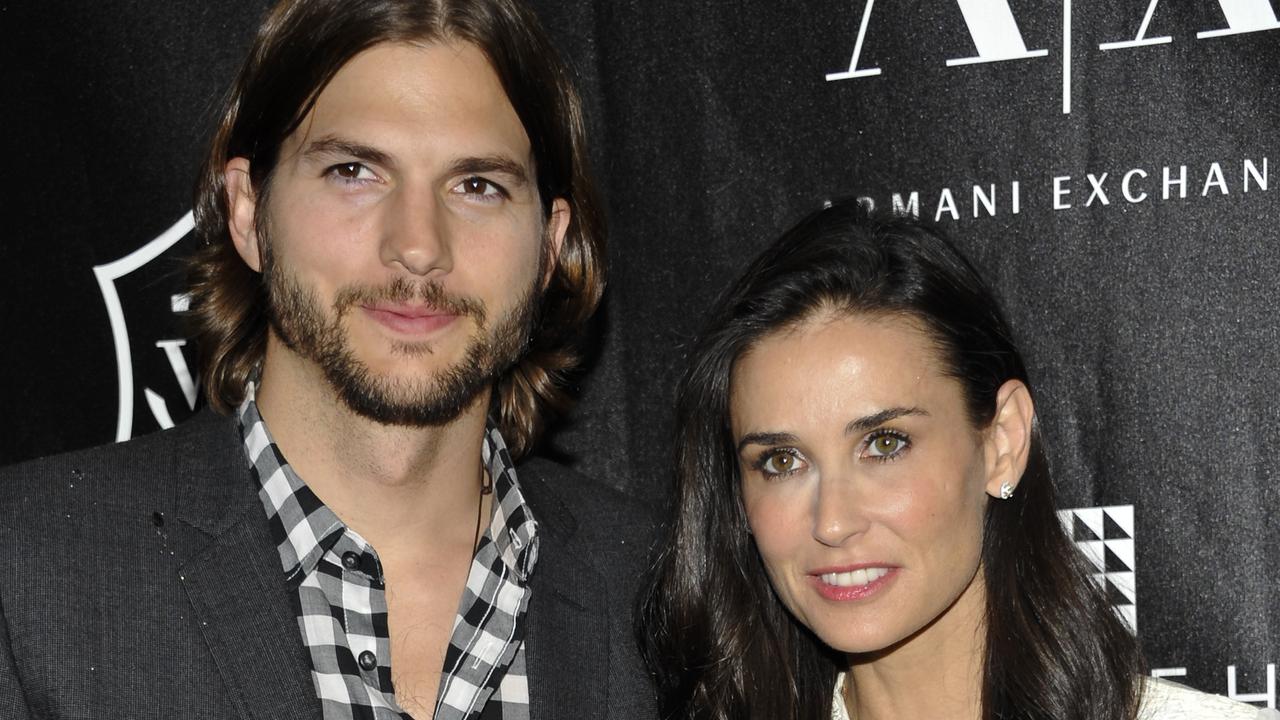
xmin=2 ymin=0 xmax=1277 ymax=707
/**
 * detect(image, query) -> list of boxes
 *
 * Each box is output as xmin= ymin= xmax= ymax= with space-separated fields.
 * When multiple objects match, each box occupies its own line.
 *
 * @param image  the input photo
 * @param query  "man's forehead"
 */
xmin=283 ymin=40 xmax=533 ymax=165
xmin=325 ymin=40 xmax=497 ymax=100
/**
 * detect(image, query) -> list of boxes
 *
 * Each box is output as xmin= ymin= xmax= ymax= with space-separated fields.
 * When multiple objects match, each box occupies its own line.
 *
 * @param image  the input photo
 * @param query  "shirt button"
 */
xmin=342 ymin=552 xmax=360 ymax=570
xmin=358 ymin=651 xmax=377 ymax=671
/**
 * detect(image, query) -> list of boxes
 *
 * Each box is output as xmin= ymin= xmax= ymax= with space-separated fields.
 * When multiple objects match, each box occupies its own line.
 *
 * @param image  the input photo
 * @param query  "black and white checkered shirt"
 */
xmin=238 ymin=385 xmax=538 ymax=720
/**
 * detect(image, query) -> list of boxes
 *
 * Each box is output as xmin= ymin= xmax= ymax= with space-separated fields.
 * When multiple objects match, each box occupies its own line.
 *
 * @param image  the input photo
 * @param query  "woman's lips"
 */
xmin=361 ymin=305 xmax=459 ymax=336
xmin=808 ymin=565 xmax=899 ymax=602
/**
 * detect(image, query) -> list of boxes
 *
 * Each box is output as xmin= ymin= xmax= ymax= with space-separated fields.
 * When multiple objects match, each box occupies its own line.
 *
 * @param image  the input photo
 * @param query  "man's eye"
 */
xmin=454 ymin=176 xmax=506 ymax=199
xmin=864 ymin=431 xmax=910 ymax=460
xmin=328 ymin=163 xmax=377 ymax=182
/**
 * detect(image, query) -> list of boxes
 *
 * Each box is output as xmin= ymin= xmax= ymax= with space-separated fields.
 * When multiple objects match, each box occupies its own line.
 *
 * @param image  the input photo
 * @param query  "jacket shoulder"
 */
xmin=0 ymin=409 xmax=240 ymax=517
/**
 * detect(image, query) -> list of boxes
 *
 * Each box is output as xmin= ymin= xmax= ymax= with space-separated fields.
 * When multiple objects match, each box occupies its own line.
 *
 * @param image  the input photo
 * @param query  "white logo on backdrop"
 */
xmin=1103 ymin=0 xmax=1280 ymax=47
xmin=1058 ymin=505 xmax=1277 ymax=707
xmin=93 ymin=211 xmax=199 ymax=442
xmin=1057 ymin=504 xmax=1136 ymax=633
xmin=852 ymin=157 xmax=1269 ymax=223
xmin=827 ymin=0 xmax=1280 ymax=112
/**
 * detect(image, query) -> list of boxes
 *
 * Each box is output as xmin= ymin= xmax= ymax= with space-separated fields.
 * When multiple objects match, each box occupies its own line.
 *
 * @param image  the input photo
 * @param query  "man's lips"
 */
xmin=808 ymin=564 xmax=900 ymax=602
xmin=361 ymin=304 xmax=460 ymax=335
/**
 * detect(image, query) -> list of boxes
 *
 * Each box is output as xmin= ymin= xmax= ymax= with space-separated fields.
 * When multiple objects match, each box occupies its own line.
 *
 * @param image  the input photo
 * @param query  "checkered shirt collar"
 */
xmin=480 ymin=420 xmax=539 ymax=581
xmin=237 ymin=382 xmax=539 ymax=584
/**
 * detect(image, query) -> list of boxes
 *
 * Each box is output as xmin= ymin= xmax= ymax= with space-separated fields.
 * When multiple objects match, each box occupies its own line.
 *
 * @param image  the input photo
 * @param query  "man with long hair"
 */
xmin=0 ymin=2 xmax=654 ymax=718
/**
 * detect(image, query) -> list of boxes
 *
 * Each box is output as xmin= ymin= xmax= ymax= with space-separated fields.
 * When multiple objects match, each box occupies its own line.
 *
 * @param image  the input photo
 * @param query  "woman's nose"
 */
xmin=812 ymin=473 xmax=869 ymax=547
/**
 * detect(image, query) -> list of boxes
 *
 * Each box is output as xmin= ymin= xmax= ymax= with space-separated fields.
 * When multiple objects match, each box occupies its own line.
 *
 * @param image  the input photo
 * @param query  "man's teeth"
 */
xmin=821 ymin=568 xmax=890 ymax=587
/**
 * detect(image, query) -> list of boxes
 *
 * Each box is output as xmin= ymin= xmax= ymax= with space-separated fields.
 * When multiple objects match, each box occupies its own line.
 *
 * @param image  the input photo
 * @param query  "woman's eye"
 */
xmin=328 ymin=163 xmax=377 ymax=182
xmin=864 ymin=431 xmax=910 ymax=460
xmin=757 ymin=449 xmax=807 ymax=477
xmin=454 ymin=176 xmax=506 ymax=200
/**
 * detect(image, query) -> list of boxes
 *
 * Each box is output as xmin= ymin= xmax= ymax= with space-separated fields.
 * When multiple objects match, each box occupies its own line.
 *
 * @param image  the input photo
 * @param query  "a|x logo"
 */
xmin=827 ymin=0 xmax=1280 ymax=113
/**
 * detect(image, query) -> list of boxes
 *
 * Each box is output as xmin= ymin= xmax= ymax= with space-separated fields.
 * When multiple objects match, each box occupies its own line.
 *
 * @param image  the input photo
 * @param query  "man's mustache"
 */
xmin=332 ymin=277 xmax=488 ymax=325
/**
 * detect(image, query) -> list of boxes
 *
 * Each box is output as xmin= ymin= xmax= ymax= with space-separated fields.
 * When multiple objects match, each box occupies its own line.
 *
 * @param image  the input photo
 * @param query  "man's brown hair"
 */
xmin=187 ymin=0 xmax=605 ymax=458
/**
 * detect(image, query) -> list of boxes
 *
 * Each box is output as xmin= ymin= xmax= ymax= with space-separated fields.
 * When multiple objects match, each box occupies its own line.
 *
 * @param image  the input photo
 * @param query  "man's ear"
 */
xmin=983 ymin=379 xmax=1036 ymax=499
xmin=224 ymin=157 xmax=263 ymax=273
xmin=541 ymin=197 xmax=571 ymax=288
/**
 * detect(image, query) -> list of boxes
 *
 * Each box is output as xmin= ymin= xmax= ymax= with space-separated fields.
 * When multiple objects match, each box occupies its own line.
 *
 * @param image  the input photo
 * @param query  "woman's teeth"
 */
xmin=821 ymin=567 xmax=890 ymax=587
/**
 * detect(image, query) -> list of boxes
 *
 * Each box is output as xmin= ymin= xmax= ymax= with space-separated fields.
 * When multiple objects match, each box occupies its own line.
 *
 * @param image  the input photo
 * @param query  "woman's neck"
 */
xmin=843 ymin=572 xmax=987 ymax=720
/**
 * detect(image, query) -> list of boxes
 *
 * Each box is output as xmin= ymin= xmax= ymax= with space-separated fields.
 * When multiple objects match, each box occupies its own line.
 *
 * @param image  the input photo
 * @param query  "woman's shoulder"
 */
xmin=1139 ymin=678 xmax=1280 ymax=720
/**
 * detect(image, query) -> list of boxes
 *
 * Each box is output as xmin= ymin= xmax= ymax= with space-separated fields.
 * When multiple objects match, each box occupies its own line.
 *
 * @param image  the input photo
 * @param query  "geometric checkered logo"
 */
xmin=1057 ymin=505 xmax=1136 ymax=634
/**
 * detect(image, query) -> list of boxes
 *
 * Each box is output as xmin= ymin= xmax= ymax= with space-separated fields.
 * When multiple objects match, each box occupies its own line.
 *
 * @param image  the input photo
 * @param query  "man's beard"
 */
xmin=261 ymin=249 xmax=543 ymax=427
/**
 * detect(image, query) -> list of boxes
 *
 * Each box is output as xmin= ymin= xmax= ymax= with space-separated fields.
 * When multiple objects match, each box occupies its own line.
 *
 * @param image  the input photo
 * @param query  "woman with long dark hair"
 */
xmin=639 ymin=200 xmax=1273 ymax=720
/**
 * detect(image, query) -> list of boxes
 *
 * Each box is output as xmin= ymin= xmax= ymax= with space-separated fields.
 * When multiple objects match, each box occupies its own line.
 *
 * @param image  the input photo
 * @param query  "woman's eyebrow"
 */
xmin=735 ymin=407 xmax=929 ymax=452
xmin=844 ymin=407 xmax=928 ymax=435
xmin=736 ymin=431 xmax=798 ymax=454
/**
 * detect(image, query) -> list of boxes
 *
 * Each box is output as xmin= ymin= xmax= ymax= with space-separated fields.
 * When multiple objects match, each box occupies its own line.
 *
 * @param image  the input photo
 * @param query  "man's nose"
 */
xmin=381 ymin=188 xmax=452 ymax=276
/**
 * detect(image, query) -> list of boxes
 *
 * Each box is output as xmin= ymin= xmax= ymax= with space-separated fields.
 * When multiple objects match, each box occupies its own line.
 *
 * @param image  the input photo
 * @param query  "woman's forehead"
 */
xmin=728 ymin=313 xmax=964 ymax=431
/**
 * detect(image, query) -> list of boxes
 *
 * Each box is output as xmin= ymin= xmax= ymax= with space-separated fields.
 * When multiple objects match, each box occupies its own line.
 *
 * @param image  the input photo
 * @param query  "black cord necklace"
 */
xmin=472 ymin=470 xmax=493 ymax=554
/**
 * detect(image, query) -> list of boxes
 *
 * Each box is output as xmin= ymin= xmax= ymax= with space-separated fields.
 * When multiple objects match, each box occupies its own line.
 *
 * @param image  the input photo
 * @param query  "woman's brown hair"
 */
xmin=187 ymin=0 xmax=605 ymax=458
xmin=640 ymin=202 xmax=1144 ymax=720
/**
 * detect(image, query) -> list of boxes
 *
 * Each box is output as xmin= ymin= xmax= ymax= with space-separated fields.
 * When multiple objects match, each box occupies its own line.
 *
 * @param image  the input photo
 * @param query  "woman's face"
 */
xmin=730 ymin=312 xmax=1000 ymax=656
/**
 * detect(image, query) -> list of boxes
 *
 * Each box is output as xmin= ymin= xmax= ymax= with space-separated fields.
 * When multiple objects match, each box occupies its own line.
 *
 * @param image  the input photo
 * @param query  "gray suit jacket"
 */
xmin=0 ymin=410 xmax=657 ymax=719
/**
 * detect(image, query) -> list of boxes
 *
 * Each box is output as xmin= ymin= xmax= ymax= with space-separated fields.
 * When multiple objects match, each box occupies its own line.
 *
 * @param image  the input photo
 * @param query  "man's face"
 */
xmin=230 ymin=41 xmax=568 ymax=425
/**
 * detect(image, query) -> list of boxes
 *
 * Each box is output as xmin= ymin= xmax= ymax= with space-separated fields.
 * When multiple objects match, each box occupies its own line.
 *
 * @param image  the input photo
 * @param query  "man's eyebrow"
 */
xmin=844 ymin=407 xmax=929 ymax=435
xmin=447 ymin=155 xmax=531 ymax=186
xmin=736 ymin=431 xmax=799 ymax=454
xmin=299 ymin=137 xmax=392 ymax=167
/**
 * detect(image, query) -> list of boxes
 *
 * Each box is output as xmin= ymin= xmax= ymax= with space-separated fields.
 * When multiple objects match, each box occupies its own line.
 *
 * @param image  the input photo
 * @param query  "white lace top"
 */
xmin=830 ymin=674 xmax=1280 ymax=719
xmin=1138 ymin=678 xmax=1280 ymax=720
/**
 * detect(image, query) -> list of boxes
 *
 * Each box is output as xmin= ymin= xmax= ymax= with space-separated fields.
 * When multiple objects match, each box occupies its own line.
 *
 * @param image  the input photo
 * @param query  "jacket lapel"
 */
xmin=167 ymin=410 xmax=322 ymax=720
xmin=521 ymin=467 xmax=610 ymax=720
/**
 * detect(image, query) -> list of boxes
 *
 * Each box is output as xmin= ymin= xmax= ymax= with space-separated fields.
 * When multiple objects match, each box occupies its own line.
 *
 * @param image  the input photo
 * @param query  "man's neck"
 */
xmin=253 ymin=348 xmax=491 ymax=557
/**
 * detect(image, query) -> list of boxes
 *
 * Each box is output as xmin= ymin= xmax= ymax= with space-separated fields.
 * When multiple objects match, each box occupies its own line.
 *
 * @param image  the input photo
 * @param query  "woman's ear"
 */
xmin=224 ymin=157 xmax=263 ymax=272
xmin=983 ymin=379 xmax=1036 ymax=499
